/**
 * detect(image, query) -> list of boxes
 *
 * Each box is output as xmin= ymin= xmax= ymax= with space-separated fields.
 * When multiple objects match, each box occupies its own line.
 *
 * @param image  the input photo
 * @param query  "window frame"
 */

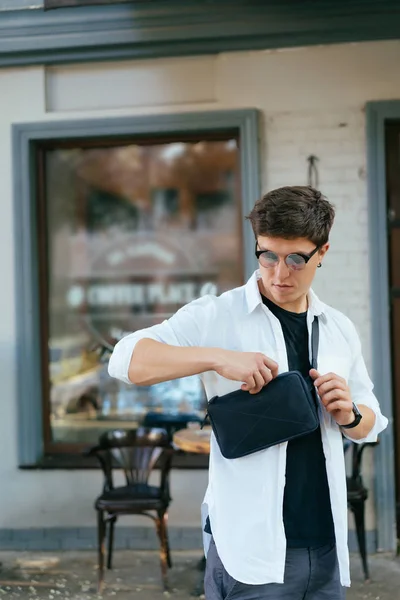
xmin=12 ymin=110 xmax=260 ymax=468
xmin=44 ymin=0 xmax=135 ymax=8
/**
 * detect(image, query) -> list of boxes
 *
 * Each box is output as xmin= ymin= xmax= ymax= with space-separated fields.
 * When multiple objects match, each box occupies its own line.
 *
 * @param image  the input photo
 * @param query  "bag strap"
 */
xmin=311 ymin=316 xmax=319 ymax=371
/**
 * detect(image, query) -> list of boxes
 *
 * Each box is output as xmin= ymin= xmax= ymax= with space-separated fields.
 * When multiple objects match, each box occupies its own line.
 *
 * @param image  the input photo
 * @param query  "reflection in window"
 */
xmin=43 ymin=137 xmax=242 ymax=446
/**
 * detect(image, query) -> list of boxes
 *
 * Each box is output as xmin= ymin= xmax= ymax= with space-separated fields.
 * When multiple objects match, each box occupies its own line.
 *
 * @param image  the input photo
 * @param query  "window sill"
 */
xmin=19 ymin=451 xmax=209 ymax=470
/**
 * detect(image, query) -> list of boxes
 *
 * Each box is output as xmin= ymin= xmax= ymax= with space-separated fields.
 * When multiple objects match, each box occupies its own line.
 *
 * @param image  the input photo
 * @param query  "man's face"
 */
xmin=256 ymin=236 xmax=329 ymax=312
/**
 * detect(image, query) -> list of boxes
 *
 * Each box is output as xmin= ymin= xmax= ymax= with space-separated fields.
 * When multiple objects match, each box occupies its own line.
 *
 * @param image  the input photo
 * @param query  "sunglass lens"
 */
xmin=259 ymin=251 xmax=279 ymax=268
xmin=286 ymin=254 xmax=306 ymax=270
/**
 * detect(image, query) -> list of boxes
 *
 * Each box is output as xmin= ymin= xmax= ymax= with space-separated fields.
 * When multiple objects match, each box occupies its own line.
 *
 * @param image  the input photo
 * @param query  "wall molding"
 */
xmin=2 ymin=1 xmax=400 ymax=68
xmin=0 ymin=525 xmax=377 ymax=554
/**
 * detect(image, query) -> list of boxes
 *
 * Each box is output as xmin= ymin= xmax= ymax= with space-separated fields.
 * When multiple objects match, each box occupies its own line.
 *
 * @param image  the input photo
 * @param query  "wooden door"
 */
xmin=385 ymin=121 xmax=400 ymax=536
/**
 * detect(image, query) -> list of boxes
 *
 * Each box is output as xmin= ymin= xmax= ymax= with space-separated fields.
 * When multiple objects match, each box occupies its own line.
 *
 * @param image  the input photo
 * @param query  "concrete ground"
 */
xmin=0 ymin=550 xmax=398 ymax=599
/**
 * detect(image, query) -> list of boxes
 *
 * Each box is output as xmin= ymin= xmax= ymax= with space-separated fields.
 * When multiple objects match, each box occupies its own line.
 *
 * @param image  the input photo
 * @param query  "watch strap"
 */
xmin=340 ymin=403 xmax=362 ymax=429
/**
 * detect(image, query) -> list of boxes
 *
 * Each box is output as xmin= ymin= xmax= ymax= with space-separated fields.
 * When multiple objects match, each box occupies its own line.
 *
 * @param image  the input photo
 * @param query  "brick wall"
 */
xmin=264 ymin=108 xmax=371 ymax=365
xmin=263 ymin=107 xmax=377 ymax=531
xmin=1 ymin=39 xmax=398 ymax=541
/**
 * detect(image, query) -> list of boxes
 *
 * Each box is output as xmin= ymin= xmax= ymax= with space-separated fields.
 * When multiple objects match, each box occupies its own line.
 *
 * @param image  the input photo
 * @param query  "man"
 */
xmin=108 ymin=186 xmax=388 ymax=599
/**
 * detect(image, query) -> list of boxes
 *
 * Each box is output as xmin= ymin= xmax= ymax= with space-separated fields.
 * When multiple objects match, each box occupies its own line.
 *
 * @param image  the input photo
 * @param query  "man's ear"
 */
xmin=319 ymin=243 xmax=330 ymax=260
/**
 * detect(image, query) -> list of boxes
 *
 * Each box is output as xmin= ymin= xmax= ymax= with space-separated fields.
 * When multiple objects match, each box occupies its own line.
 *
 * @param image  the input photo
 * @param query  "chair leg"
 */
xmin=156 ymin=511 xmax=169 ymax=590
xmin=107 ymin=516 xmax=116 ymax=570
xmin=97 ymin=510 xmax=106 ymax=593
xmin=352 ymin=500 xmax=370 ymax=581
xmin=161 ymin=512 xmax=172 ymax=569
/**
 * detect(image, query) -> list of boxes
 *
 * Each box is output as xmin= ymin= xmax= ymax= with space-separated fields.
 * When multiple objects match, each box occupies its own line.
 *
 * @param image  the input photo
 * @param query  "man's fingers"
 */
xmin=325 ymin=400 xmax=350 ymax=414
xmin=241 ymin=374 xmax=256 ymax=392
xmin=320 ymin=389 xmax=348 ymax=406
xmin=309 ymin=368 xmax=320 ymax=380
xmin=263 ymin=356 xmax=279 ymax=378
xmin=249 ymin=372 xmax=266 ymax=394
xmin=260 ymin=366 xmax=273 ymax=386
xmin=317 ymin=380 xmax=347 ymax=397
xmin=313 ymin=371 xmax=346 ymax=388
xmin=242 ymin=368 xmax=272 ymax=393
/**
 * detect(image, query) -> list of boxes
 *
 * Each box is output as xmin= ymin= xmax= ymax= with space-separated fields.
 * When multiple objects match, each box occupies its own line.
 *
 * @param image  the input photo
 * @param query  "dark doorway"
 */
xmin=385 ymin=120 xmax=400 ymax=541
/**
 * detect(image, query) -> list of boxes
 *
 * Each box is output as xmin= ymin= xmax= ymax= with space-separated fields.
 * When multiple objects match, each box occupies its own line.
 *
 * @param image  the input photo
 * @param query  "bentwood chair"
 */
xmin=86 ymin=428 xmax=173 ymax=592
xmin=344 ymin=439 xmax=378 ymax=581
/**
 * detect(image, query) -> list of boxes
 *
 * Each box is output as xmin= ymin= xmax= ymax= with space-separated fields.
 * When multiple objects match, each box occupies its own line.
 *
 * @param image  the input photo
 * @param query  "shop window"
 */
xmin=36 ymin=135 xmax=243 ymax=463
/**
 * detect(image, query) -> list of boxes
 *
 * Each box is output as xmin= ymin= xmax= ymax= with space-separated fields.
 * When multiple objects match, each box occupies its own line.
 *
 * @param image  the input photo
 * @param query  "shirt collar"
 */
xmin=244 ymin=270 xmax=326 ymax=317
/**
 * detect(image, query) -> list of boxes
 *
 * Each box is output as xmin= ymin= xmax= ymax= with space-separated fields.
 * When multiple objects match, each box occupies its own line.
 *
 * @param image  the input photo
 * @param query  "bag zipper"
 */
xmin=200 ymin=395 xmax=217 ymax=429
xmin=200 ymin=412 xmax=209 ymax=430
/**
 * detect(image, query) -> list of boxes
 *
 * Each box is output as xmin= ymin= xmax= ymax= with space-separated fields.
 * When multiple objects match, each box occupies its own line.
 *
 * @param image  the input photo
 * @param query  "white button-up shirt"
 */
xmin=108 ymin=270 xmax=388 ymax=587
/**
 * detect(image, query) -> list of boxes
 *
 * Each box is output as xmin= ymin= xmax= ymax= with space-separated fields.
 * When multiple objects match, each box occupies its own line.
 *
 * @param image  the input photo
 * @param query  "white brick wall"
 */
xmin=2 ymin=40 xmax=400 ymax=530
xmin=264 ymin=108 xmax=372 ymax=366
xmin=263 ymin=108 xmax=376 ymax=529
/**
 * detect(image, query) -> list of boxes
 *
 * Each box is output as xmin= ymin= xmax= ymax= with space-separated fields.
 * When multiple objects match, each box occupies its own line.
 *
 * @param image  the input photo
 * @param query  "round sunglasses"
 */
xmin=255 ymin=242 xmax=319 ymax=271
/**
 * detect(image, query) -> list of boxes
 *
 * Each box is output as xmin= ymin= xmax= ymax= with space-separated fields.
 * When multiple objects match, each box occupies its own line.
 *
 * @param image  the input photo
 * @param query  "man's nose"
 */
xmin=275 ymin=259 xmax=290 ymax=280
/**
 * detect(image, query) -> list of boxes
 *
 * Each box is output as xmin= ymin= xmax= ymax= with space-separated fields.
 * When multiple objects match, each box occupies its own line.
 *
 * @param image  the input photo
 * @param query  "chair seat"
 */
xmin=346 ymin=477 xmax=368 ymax=503
xmin=95 ymin=484 xmax=169 ymax=512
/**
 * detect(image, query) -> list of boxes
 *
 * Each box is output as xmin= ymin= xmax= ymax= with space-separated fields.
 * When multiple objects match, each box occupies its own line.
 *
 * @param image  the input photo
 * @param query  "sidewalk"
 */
xmin=0 ymin=549 xmax=398 ymax=599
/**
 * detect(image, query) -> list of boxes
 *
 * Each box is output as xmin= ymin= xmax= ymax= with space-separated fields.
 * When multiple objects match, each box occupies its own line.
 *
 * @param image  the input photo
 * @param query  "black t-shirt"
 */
xmin=204 ymin=296 xmax=335 ymax=546
xmin=262 ymin=294 xmax=335 ymax=547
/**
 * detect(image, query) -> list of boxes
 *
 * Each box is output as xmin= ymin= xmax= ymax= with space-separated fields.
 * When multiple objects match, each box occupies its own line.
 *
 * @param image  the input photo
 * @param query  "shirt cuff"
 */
xmin=341 ymin=406 xmax=388 ymax=444
xmin=108 ymin=334 xmax=149 ymax=384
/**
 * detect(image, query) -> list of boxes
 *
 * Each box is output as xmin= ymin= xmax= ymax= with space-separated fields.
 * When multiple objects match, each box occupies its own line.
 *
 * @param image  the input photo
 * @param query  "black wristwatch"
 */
xmin=340 ymin=403 xmax=363 ymax=429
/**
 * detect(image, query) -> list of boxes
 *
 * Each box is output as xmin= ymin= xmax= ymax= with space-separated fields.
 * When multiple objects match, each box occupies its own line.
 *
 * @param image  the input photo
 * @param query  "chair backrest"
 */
xmin=343 ymin=439 xmax=378 ymax=483
xmin=92 ymin=427 xmax=172 ymax=493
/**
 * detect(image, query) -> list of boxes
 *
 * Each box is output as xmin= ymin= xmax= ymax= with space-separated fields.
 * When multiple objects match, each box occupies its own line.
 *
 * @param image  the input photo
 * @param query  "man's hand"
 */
xmin=212 ymin=350 xmax=279 ymax=394
xmin=309 ymin=368 xmax=355 ymax=426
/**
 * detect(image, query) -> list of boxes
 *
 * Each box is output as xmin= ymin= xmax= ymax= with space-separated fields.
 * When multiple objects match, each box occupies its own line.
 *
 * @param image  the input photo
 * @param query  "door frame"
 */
xmin=366 ymin=100 xmax=400 ymax=551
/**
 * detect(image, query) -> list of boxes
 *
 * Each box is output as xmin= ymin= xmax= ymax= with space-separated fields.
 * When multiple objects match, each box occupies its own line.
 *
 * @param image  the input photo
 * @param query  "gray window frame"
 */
xmin=12 ymin=109 xmax=261 ymax=467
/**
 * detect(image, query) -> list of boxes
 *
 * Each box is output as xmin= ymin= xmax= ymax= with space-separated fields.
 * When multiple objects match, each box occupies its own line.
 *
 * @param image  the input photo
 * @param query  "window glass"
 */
xmin=44 ymin=138 xmax=243 ymax=445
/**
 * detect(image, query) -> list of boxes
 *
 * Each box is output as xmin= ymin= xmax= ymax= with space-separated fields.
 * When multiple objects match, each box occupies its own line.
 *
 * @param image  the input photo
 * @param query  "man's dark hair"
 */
xmin=246 ymin=186 xmax=335 ymax=247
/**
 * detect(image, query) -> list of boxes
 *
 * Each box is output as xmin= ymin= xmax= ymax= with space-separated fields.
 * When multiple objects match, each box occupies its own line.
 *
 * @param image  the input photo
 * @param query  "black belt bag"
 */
xmin=203 ymin=317 xmax=320 ymax=459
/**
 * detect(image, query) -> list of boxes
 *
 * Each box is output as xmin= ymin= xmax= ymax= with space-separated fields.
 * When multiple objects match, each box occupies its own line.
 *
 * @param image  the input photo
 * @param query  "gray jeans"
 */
xmin=204 ymin=538 xmax=345 ymax=600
